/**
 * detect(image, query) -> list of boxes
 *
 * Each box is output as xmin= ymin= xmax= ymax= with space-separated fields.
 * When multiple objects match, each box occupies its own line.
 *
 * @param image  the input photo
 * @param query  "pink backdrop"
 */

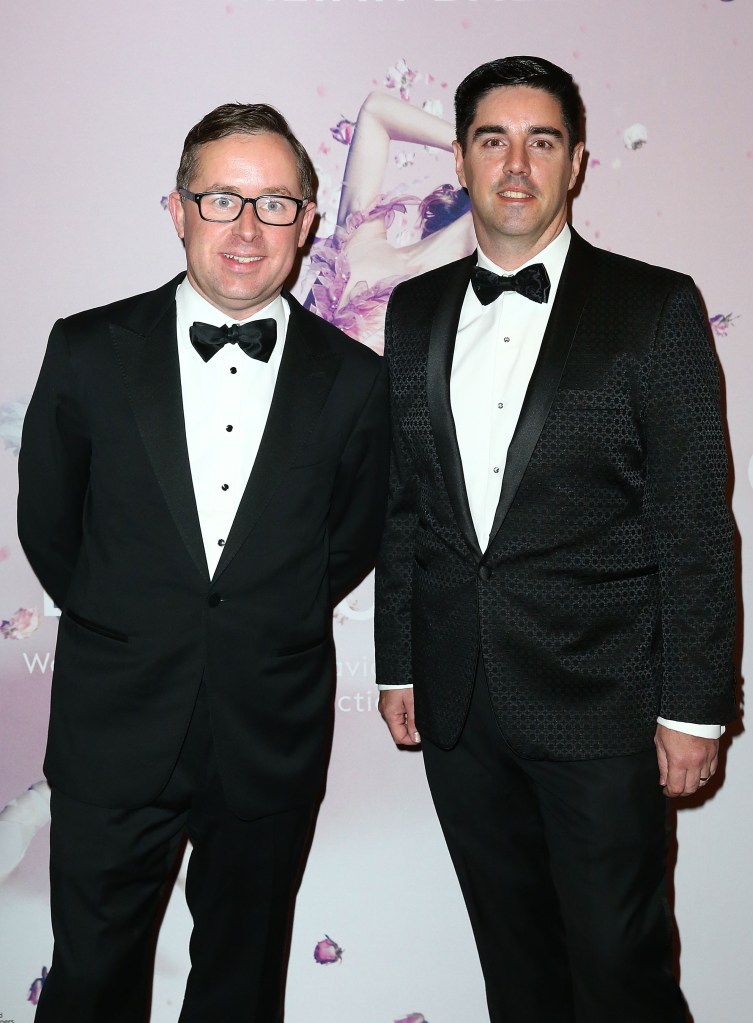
xmin=2 ymin=2 xmax=751 ymax=1021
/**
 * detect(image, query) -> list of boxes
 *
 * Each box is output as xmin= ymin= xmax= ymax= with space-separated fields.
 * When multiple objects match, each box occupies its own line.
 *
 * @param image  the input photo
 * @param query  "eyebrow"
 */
xmin=472 ymin=124 xmax=565 ymax=143
xmin=202 ymin=183 xmax=296 ymax=196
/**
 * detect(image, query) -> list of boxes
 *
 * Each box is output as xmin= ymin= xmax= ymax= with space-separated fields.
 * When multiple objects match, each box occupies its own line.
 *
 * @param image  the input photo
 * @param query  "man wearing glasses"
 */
xmin=18 ymin=103 xmax=389 ymax=1023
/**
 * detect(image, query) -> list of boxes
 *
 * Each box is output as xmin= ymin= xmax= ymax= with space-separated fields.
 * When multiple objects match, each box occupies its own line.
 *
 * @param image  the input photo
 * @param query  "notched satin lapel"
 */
xmin=426 ymin=255 xmax=482 ymax=559
xmin=212 ymin=301 xmax=342 ymax=580
xmin=488 ymin=232 xmax=595 ymax=544
xmin=110 ymin=284 xmax=209 ymax=581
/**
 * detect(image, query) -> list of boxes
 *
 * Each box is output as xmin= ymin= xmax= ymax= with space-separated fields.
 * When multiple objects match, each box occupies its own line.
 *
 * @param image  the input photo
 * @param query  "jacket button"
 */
xmin=478 ymin=565 xmax=492 ymax=581
xmin=207 ymin=593 xmax=221 ymax=607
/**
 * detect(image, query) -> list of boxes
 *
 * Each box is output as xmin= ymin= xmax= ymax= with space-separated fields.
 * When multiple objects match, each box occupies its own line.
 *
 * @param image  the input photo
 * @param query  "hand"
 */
xmin=654 ymin=724 xmax=719 ymax=797
xmin=378 ymin=688 xmax=421 ymax=747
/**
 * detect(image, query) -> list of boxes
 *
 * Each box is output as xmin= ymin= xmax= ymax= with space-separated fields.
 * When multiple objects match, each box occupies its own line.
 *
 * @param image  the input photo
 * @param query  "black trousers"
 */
xmin=422 ymin=661 xmax=688 ymax=1023
xmin=35 ymin=684 xmax=314 ymax=1023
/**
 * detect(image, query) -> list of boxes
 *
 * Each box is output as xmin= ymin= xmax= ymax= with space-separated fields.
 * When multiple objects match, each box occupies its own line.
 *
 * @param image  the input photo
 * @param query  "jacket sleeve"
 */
xmin=374 ymin=290 xmax=421 ymax=687
xmin=17 ymin=319 xmax=91 ymax=609
xmin=643 ymin=276 xmax=736 ymax=724
xmin=327 ymin=357 xmax=390 ymax=607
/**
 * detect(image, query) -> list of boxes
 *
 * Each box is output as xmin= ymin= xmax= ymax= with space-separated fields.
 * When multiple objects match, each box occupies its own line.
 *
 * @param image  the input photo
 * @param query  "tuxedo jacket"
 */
xmin=375 ymin=230 xmax=736 ymax=759
xmin=18 ymin=274 xmax=389 ymax=817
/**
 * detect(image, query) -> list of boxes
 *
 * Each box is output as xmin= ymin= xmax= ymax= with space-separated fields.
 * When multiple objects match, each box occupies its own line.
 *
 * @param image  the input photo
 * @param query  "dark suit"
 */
xmin=375 ymin=230 xmax=735 ymax=1021
xmin=18 ymin=274 xmax=389 ymax=1020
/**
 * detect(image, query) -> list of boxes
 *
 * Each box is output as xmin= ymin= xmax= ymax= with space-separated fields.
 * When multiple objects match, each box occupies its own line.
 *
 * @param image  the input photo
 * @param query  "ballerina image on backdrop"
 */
xmin=304 ymin=90 xmax=476 ymax=353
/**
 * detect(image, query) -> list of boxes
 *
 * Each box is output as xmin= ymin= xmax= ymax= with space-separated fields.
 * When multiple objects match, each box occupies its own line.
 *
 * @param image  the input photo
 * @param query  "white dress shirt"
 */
xmin=451 ymin=228 xmax=570 ymax=550
xmin=382 ymin=228 xmax=721 ymax=739
xmin=176 ymin=277 xmax=288 ymax=578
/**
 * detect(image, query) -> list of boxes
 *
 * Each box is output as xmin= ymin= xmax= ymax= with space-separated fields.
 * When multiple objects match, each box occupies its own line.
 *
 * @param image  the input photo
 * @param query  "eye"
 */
xmin=531 ymin=138 xmax=554 ymax=149
xmin=258 ymin=196 xmax=285 ymax=212
xmin=482 ymin=137 xmax=505 ymax=148
xmin=210 ymin=193 xmax=241 ymax=210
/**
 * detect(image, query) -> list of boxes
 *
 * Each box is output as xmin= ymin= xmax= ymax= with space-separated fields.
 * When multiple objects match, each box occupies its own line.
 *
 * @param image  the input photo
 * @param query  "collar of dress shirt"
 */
xmin=175 ymin=276 xmax=288 ymax=366
xmin=475 ymin=223 xmax=571 ymax=300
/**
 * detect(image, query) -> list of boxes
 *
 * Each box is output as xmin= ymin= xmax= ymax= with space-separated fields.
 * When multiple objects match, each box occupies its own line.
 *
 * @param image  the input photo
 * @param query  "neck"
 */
xmin=476 ymin=217 xmax=568 ymax=272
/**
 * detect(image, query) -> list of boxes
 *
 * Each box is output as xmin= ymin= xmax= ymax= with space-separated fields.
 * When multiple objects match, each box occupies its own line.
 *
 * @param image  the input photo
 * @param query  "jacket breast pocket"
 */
xmin=552 ymin=388 xmax=634 ymax=413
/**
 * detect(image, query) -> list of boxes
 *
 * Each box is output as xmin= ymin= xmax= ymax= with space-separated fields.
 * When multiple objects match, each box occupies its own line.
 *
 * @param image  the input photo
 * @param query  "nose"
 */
xmin=232 ymin=200 xmax=262 ymax=241
xmin=502 ymin=138 xmax=531 ymax=177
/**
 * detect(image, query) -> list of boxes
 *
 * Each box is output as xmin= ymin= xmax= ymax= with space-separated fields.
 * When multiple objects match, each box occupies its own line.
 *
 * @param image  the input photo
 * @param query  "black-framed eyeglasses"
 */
xmin=178 ymin=188 xmax=309 ymax=226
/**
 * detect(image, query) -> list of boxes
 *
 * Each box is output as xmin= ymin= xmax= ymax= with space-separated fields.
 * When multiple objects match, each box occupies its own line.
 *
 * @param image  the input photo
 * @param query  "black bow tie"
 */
xmin=471 ymin=263 xmax=551 ymax=305
xmin=189 ymin=319 xmax=277 ymax=363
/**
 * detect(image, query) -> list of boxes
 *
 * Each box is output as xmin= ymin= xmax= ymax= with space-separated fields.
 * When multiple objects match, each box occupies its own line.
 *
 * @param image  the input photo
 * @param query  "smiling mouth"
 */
xmin=500 ymin=190 xmax=533 ymax=199
xmin=223 ymin=253 xmax=262 ymax=264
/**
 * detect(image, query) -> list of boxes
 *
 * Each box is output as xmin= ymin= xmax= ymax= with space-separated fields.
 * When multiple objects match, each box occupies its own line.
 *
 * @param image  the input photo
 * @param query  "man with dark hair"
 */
xmin=376 ymin=56 xmax=735 ymax=1023
xmin=18 ymin=102 xmax=389 ymax=1022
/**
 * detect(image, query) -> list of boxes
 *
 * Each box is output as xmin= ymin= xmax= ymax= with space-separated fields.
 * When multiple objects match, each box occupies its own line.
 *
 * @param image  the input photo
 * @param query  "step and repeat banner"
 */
xmin=1 ymin=2 xmax=751 ymax=1021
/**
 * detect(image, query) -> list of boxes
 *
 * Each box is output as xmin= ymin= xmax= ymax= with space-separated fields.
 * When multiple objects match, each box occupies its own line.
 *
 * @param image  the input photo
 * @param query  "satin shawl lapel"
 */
xmin=487 ymin=231 xmax=595 ymax=545
xmin=212 ymin=292 xmax=342 ymax=581
xmin=426 ymin=254 xmax=481 ymax=559
xmin=110 ymin=273 xmax=209 ymax=581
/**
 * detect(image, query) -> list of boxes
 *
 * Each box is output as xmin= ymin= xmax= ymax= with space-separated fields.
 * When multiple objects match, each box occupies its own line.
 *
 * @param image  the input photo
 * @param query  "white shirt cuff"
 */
xmin=656 ymin=717 xmax=724 ymax=739
xmin=378 ymin=684 xmax=414 ymax=690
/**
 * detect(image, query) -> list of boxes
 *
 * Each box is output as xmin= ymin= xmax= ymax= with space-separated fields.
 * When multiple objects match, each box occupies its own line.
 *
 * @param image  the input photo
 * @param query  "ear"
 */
xmin=168 ymin=191 xmax=186 ymax=240
xmin=568 ymin=142 xmax=585 ymax=190
xmin=296 ymin=201 xmax=317 ymax=248
xmin=452 ymin=140 xmax=467 ymax=190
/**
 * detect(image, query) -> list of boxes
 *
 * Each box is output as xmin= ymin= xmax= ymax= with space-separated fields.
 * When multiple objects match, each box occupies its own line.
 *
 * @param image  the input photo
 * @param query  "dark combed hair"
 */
xmin=176 ymin=103 xmax=316 ymax=199
xmin=455 ymin=56 xmax=584 ymax=155
xmin=419 ymin=184 xmax=472 ymax=238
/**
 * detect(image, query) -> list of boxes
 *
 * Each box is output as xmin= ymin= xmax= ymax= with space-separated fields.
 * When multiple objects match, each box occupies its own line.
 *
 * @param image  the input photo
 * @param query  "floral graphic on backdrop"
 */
xmin=330 ymin=117 xmax=355 ymax=146
xmin=28 ymin=966 xmax=48 ymax=1006
xmin=0 ymin=399 xmax=28 ymax=455
xmin=313 ymin=934 xmax=344 ymax=964
xmin=384 ymin=58 xmax=418 ymax=102
xmin=710 ymin=313 xmax=739 ymax=338
xmin=622 ymin=123 xmax=648 ymax=150
xmin=1 ymin=607 xmax=40 ymax=640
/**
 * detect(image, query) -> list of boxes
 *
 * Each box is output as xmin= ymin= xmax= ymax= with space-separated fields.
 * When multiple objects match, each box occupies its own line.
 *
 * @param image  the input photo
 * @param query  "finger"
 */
xmin=663 ymin=764 xmax=689 ymax=798
xmin=654 ymin=737 xmax=669 ymax=787
xmin=698 ymin=763 xmax=714 ymax=786
xmin=405 ymin=701 xmax=420 ymax=745
xmin=378 ymin=696 xmax=420 ymax=746
xmin=391 ymin=719 xmax=420 ymax=746
xmin=387 ymin=719 xmax=411 ymax=744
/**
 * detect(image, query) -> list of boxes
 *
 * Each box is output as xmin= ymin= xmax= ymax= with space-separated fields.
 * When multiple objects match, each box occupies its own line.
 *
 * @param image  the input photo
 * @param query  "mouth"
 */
xmin=499 ymin=189 xmax=533 ymax=200
xmin=222 ymin=253 xmax=262 ymax=264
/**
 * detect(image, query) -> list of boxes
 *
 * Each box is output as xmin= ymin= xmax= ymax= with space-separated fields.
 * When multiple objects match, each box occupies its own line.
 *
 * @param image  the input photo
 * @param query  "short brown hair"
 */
xmin=176 ymin=103 xmax=316 ymax=200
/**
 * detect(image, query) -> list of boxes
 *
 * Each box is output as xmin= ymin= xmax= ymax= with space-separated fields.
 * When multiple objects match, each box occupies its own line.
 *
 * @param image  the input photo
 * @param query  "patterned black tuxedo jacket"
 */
xmin=375 ymin=230 xmax=736 ymax=759
xmin=18 ymin=274 xmax=389 ymax=816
